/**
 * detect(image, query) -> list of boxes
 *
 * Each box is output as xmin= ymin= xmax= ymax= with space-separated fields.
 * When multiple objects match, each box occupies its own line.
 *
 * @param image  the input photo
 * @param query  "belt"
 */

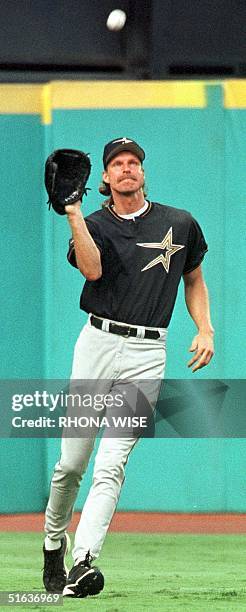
xmin=90 ymin=315 xmax=160 ymax=340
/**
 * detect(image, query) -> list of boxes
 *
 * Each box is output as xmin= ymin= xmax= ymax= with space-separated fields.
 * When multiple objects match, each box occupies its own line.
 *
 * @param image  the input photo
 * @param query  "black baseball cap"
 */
xmin=103 ymin=137 xmax=145 ymax=168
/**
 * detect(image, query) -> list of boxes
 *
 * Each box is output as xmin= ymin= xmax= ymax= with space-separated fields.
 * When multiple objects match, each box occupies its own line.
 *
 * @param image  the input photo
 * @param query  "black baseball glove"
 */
xmin=45 ymin=149 xmax=91 ymax=215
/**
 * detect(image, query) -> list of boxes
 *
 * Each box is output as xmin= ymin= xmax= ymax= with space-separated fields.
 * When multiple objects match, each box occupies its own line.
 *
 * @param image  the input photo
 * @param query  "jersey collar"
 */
xmin=107 ymin=200 xmax=152 ymax=222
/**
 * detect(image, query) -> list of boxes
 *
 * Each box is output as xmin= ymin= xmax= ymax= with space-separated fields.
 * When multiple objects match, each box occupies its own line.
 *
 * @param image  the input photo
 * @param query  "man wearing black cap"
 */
xmin=43 ymin=137 xmax=214 ymax=598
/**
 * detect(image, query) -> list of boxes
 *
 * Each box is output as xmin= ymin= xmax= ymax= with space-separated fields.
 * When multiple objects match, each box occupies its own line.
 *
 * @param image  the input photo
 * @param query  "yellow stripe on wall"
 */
xmin=51 ymin=80 xmax=206 ymax=109
xmin=0 ymin=84 xmax=42 ymax=115
xmin=224 ymin=80 xmax=246 ymax=108
xmin=0 ymin=81 xmax=206 ymax=123
xmin=0 ymin=80 xmax=246 ymax=121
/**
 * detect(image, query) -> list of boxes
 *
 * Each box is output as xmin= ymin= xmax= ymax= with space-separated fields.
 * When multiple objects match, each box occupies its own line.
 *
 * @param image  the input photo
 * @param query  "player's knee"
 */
xmin=55 ymin=460 xmax=85 ymax=483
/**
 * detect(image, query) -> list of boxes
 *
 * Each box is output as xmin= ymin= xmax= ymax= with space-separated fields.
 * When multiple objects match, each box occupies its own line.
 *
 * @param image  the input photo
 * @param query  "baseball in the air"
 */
xmin=106 ymin=9 xmax=127 ymax=31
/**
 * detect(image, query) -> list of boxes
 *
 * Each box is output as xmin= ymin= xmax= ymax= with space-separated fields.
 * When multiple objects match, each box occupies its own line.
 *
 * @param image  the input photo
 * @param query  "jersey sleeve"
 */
xmin=67 ymin=217 xmax=104 ymax=269
xmin=183 ymin=217 xmax=208 ymax=274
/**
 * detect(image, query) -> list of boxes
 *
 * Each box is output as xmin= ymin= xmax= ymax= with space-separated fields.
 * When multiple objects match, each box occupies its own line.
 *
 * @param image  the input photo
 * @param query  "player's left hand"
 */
xmin=187 ymin=332 xmax=214 ymax=373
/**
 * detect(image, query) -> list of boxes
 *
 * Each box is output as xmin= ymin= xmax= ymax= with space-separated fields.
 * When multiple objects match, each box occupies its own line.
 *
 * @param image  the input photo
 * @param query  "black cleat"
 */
xmin=43 ymin=534 xmax=70 ymax=593
xmin=63 ymin=551 xmax=104 ymax=598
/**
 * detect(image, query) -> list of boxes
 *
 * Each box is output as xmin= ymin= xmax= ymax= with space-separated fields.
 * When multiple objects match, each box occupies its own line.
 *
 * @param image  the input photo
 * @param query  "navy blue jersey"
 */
xmin=67 ymin=201 xmax=208 ymax=327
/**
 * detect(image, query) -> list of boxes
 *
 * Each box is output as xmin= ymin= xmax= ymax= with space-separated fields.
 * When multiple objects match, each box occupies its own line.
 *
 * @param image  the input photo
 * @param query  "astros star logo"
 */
xmin=137 ymin=227 xmax=185 ymax=273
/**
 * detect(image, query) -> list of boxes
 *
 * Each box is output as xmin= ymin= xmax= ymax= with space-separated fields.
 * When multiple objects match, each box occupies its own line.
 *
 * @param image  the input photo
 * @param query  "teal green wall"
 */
xmin=1 ymin=116 xmax=44 ymax=378
xmin=1 ymin=115 xmax=46 ymax=511
xmin=1 ymin=83 xmax=245 ymax=513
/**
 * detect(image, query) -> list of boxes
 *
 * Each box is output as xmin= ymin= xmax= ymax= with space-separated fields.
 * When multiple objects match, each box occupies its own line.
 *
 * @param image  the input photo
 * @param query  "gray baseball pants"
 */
xmin=44 ymin=316 xmax=167 ymax=562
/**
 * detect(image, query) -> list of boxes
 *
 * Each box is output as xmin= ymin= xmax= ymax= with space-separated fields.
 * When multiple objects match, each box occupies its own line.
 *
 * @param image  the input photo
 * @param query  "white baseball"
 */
xmin=106 ymin=9 xmax=127 ymax=31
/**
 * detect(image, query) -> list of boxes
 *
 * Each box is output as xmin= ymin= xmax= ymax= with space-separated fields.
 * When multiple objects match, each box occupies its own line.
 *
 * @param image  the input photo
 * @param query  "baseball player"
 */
xmin=43 ymin=137 xmax=214 ymax=598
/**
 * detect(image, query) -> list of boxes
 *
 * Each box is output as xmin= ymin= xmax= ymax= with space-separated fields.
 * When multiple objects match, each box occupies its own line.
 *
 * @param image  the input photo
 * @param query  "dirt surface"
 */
xmin=0 ymin=512 xmax=246 ymax=533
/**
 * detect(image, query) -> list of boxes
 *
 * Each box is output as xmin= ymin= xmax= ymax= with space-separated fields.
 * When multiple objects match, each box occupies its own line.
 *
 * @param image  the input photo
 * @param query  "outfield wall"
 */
xmin=0 ymin=81 xmax=245 ymax=513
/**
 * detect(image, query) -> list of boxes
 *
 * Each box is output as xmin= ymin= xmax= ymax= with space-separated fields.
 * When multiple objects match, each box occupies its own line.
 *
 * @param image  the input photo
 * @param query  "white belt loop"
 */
xmin=136 ymin=326 xmax=145 ymax=339
xmin=158 ymin=329 xmax=167 ymax=342
xmin=102 ymin=318 xmax=110 ymax=332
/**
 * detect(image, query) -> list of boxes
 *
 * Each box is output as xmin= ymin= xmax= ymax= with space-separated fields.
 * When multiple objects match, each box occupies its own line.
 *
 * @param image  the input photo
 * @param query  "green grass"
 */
xmin=1 ymin=532 xmax=246 ymax=611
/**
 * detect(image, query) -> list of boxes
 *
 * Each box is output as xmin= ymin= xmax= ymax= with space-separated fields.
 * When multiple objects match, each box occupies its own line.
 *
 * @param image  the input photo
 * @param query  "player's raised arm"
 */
xmin=66 ymin=203 xmax=102 ymax=281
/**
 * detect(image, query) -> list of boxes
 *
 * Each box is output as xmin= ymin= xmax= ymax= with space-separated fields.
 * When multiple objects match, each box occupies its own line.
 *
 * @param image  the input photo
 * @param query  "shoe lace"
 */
xmin=84 ymin=550 xmax=92 ymax=568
